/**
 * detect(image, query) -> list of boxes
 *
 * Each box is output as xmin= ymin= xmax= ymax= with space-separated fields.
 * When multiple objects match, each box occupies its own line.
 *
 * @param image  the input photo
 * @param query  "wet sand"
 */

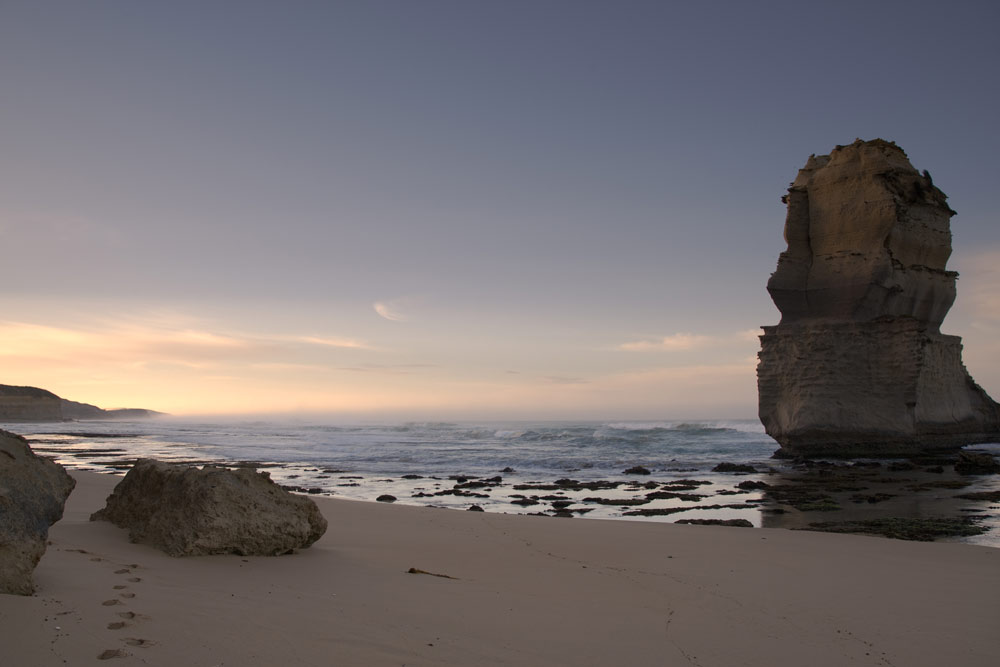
xmin=1 ymin=470 xmax=998 ymax=666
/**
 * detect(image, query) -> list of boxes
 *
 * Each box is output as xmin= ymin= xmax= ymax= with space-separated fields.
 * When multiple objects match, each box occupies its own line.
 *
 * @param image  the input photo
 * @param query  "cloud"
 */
xmin=0 ymin=318 xmax=373 ymax=368
xmin=373 ymin=300 xmax=409 ymax=322
xmin=337 ymin=363 xmax=436 ymax=375
xmin=296 ymin=336 xmax=372 ymax=350
xmin=543 ymin=375 xmax=589 ymax=385
xmin=0 ymin=322 xmax=249 ymax=371
xmin=619 ymin=333 xmax=712 ymax=351
xmin=619 ymin=329 xmax=763 ymax=352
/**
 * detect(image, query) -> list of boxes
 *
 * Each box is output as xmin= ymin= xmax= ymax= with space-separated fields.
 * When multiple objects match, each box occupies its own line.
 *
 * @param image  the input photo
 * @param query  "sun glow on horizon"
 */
xmin=0 ymin=311 xmax=761 ymax=419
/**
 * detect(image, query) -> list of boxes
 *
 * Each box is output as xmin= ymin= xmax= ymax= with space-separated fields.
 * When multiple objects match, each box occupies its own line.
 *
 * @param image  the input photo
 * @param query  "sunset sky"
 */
xmin=2 ymin=1 xmax=998 ymax=419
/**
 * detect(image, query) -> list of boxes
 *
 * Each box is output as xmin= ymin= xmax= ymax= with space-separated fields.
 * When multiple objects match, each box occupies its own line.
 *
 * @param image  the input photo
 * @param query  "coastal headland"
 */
xmin=2 ymin=469 xmax=997 ymax=666
xmin=0 ymin=384 xmax=162 ymax=422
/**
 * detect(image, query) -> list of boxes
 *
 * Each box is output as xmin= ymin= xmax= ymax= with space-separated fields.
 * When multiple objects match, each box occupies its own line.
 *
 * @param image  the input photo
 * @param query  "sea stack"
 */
xmin=757 ymin=139 xmax=1000 ymax=457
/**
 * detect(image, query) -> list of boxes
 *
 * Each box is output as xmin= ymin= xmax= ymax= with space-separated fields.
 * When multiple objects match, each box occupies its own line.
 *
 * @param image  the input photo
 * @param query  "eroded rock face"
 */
xmin=0 ymin=385 xmax=63 ymax=421
xmin=758 ymin=139 xmax=1000 ymax=457
xmin=91 ymin=459 xmax=328 ymax=557
xmin=0 ymin=429 xmax=76 ymax=595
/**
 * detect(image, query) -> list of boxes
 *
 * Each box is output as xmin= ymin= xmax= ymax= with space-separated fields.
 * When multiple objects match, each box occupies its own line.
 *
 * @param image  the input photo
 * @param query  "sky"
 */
xmin=1 ymin=0 xmax=998 ymax=420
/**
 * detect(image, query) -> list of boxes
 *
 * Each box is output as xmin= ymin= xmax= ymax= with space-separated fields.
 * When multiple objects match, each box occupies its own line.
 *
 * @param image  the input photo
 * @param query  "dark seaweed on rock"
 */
xmin=644 ymin=491 xmax=707 ymax=502
xmin=801 ymin=517 xmax=989 ymax=541
xmin=512 ymin=479 xmax=623 ymax=491
xmin=676 ymin=519 xmax=753 ymax=527
xmin=582 ymin=497 xmax=651 ymax=506
xmin=623 ymin=503 xmax=748 ymax=517
xmin=711 ymin=463 xmax=757 ymax=474
xmin=956 ymin=490 xmax=1000 ymax=501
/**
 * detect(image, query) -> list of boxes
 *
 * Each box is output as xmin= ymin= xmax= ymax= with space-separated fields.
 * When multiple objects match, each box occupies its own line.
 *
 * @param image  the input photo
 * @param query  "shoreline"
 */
xmin=11 ymin=421 xmax=1000 ymax=545
xmin=2 ymin=470 xmax=998 ymax=666
xmin=30 ymin=450 xmax=1000 ymax=547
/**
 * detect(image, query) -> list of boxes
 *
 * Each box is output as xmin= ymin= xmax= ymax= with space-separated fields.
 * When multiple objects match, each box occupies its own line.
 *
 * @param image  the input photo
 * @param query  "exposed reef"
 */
xmin=757 ymin=139 xmax=1000 ymax=457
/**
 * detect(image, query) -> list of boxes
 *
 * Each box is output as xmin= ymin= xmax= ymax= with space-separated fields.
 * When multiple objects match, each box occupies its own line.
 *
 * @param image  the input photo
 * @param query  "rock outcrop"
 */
xmin=91 ymin=459 xmax=328 ymax=556
xmin=757 ymin=139 xmax=1000 ymax=457
xmin=0 ymin=429 xmax=76 ymax=594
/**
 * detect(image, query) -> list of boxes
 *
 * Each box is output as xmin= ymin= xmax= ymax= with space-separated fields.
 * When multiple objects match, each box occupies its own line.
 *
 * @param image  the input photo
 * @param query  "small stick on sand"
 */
xmin=407 ymin=567 xmax=458 ymax=580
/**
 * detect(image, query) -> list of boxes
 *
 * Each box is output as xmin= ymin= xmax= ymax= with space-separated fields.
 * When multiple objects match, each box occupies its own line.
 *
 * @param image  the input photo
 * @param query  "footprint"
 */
xmin=120 ymin=592 xmax=136 ymax=599
xmin=101 ymin=600 xmax=122 ymax=607
xmin=127 ymin=577 xmax=142 ymax=583
xmin=97 ymin=648 xmax=127 ymax=660
xmin=114 ymin=569 xmax=130 ymax=574
xmin=90 ymin=557 xmax=103 ymax=562
xmin=117 ymin=612 xmax=136 ymax=620
xmin=107 ymin=622 xmax=127 ymax=630
xmin=124 ymin=638 xmax=155 ymax=648
xmin=113 ymin=585 xmax=127 ymax=590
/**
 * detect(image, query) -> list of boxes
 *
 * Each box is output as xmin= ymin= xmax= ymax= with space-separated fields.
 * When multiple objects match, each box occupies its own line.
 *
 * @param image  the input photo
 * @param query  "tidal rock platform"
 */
xmin=757 ymin=139 xmax=1000 ymax=457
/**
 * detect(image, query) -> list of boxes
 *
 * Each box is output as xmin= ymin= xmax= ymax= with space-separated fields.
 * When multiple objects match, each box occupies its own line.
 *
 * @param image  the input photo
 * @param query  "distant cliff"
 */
xmin=0 ymin=385 xmax=63 ymax=421
xmin=0 ymin=384 xmax=163 ymax=422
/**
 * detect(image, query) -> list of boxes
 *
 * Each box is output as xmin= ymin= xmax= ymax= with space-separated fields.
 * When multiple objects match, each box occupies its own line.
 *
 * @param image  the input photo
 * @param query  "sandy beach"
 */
xmin=2 ymin=470 xmax=998 ymax=666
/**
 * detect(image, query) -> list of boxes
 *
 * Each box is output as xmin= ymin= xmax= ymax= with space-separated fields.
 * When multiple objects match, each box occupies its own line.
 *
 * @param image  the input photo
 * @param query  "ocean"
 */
xmin=9 ymin=417 xmax=1000 ymax=545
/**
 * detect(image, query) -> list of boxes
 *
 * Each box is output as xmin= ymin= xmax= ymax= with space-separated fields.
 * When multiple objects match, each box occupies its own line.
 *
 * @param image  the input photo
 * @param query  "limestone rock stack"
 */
xmin=757 ymin=139 xmax=1000 ymax=457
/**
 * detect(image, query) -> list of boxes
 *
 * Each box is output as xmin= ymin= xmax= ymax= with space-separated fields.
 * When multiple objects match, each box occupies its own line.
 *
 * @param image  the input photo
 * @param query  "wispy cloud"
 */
xmin=0 ymin=318 xmax=373 ymax=367
xmin=373 ymin=297 xmax=416 ymax=322
xmin=619 ymin=329 xmax=761 ymax=352
xmin=543 ymin=375 xmax=589 ymax=385
xmin=619 ymin=333 xmax=712 ymax=351
xmin=338 ymin=363 xmax=436 ymax=375
xmin=295 ymin=336 xmax=372 ymax=350
xmin=373 ymin=302 xmax=405 ymax=321
xmin=0 ymin=321 xmax=244 ymax=360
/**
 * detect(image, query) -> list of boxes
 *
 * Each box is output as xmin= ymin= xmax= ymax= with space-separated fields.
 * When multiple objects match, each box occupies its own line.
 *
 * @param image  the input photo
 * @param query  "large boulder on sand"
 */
xmin=0 ymin=429 xmax=76 ymax=595
xmin=91 ymin=459 xmax=327 ymax=557
xmin=757 ymin=139 xmax=1000 ymax=457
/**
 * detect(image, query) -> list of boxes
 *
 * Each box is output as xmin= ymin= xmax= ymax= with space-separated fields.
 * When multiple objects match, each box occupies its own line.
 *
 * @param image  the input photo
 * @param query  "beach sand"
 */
xmin=2 ymin=471 xmax=998 ymax=666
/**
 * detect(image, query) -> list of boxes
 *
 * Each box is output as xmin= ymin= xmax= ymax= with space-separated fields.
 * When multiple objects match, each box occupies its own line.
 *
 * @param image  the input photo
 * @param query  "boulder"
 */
xmin=0 ymin=429 xmax=76 ymax=595
xmin=758 ymin=139 xmax=1000 ymax=457
xmin=954 ymin=451 xmax=1000 ymax=475
xmin=90 ymin=459 xmax=327 ymax=556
